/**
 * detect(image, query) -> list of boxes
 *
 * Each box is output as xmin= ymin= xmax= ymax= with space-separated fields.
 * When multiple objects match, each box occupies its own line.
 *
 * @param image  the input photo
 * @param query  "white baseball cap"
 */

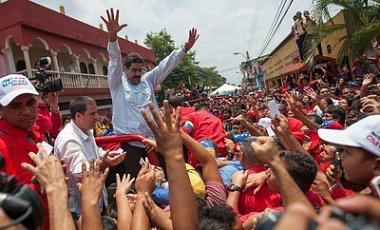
xmin=258 ymin=117 xmax=276 ymax=137
xmin=318 ymin=115 xmax=380 ymax=157
xmin=0 ymin=74 xmax=39 ymax=106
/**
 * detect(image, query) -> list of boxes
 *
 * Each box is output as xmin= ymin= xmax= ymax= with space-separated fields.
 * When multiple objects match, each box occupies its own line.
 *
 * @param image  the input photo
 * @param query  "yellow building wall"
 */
xmin=320 ymin=11 xmax=347 ymax=60
xmin=262 ymin=35 xmax=297 ymax=81
xmin=263 ymin=11 xmax=347 ymax=84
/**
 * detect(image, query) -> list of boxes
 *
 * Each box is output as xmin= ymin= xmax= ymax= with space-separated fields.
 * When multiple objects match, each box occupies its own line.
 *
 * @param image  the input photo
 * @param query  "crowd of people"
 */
xmin=0 ymin=8 xmax=380 ymax=230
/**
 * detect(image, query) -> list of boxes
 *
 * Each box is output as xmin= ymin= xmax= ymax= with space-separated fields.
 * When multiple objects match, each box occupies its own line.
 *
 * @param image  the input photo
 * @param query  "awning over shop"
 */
xmin=282 ymin=62 xmax=308 ymax=76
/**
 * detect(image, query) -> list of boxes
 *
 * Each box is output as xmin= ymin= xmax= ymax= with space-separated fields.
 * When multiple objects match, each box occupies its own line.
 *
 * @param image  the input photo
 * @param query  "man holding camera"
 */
xmin=102 ymin=8 xmax=199 ymax=178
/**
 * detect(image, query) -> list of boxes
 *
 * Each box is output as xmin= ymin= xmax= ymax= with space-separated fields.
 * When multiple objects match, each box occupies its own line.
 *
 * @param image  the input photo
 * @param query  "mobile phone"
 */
xmin=370 ymin=175 xmax=380 ymax=198
xmin=268 ymin=100 xmax=281 ymax=117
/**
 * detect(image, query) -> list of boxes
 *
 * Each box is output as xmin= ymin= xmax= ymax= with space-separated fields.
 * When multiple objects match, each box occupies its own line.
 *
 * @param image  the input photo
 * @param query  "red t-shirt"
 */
xmin=182 ymin=111 xmax=227 ymax=166
xmin=179 ymin=107 xmax=196 ymax=124
xmin=36 ymin=103 xmax=62 ymax=139
xmin=0 ymin=119 xmax=43 ymax=184
xmin=0 ymin=119 xmax=50 ymax=229
xmin=238 ymin=166 xmax=281 ymax=215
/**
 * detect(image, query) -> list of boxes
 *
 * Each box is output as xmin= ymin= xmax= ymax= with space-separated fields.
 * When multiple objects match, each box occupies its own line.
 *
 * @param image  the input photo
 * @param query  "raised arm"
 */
xmin=142 ymin=101 xmax=198 ymax=229
xmin=180 ymin=131 xmax=223 ymax=183
xmin=78 ymin=160 xmax=109 ymax=230
xmin=360 ymin=74 xmax=375 ymax=98
xmin=271 ymin=115 xmax=309 ymax=155
xmin=147 ymin=28 xmax=199 ymax=87
xmin=101 ymin=8 xmax=128 ymax=89
xmin=115 ymin=174 xmax=135 ymax=230
xmin=251 ymin=137 xmax=314 ymax=211
xmin=22 ymin=144 xmax=75 ymax=230
xmin=131 ymin=161 xmax=156 ymax=230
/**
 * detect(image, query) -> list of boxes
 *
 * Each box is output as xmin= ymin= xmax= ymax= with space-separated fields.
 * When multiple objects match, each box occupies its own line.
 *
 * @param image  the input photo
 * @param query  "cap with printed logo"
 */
xmin=0 ymin=74 xmax=38 ymax=106
xmin=318 ymin=115 xmax=380 ymax=157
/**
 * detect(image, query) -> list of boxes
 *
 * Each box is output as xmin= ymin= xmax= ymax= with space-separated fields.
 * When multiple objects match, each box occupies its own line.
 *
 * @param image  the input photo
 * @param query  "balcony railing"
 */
xmin=16 ymin=69 xmax=109 ymax=88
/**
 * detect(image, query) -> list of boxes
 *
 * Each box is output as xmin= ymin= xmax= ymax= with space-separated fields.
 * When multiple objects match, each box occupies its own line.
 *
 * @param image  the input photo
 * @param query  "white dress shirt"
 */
xmin=107 ymin=40 xmax=186 ymax=147
xmin=54 ymin=120 xmax=107 ymax=215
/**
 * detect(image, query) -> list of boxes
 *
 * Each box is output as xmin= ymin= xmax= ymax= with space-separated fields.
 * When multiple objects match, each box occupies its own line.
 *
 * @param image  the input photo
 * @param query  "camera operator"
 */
xmin=33 ymin=57 xmax=63 ymax=143
xmin=36 ymin=91 xmax=62 ymax=143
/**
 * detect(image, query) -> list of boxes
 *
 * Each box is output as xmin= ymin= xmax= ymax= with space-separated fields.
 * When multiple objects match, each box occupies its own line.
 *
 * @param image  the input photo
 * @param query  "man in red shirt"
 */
xmin=0 ymin=74 xmax=50 ymax=229
xmin=226 ymin=137 xmax=281 ymax=217
xmin=182 ymin=103 xmax=227 ymax=167
xmin=0 ymin=74 xmax=42 ymax=185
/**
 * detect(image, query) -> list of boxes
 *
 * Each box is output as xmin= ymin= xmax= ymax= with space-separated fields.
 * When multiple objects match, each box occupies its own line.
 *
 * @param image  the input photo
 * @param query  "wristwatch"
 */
xmin=227 ymin=184 xmax=242 ymax=192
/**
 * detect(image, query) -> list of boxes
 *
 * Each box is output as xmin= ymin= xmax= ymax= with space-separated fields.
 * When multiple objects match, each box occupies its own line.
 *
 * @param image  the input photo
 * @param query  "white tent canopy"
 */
xmin=210 ymin=84 xmax=241 ymax=96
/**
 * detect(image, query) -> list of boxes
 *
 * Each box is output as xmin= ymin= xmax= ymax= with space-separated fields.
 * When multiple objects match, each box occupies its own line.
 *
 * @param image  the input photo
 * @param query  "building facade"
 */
xmin=262 ymin=11 xmax=347 ymax=88
xmin=0 ymin=0 xmax=156 ymax=115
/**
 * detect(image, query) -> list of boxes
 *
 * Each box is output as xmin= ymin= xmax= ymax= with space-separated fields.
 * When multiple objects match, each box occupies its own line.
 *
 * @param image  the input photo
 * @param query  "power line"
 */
xmin=257 ymin=0 xmax=287 ymax=56
xmin=219 ymin=66 xmax=239 ymax=73
xmin=257 ymin=0 xmax=295 ymax=57
xmin=247 ymin=0 xmax=266 ymax=52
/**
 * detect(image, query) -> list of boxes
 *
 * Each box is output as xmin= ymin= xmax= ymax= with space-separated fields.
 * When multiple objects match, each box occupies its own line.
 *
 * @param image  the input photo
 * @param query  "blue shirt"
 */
xmin=107 ymin=41 xmax=186 ymax=146
xmin=219 ymin=161 xmax=244 ymax=186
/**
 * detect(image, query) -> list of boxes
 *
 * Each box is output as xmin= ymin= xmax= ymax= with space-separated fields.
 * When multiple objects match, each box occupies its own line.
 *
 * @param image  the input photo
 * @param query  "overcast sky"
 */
xmin=30 ymin=0 xmax=323 ymax=84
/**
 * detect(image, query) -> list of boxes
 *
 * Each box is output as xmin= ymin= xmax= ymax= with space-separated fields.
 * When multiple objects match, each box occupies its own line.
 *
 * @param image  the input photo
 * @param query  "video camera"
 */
xmin=0 ymin=155 xmax=45 ymax=229
xmin=29 ymin=57 xmax=63 ymax=93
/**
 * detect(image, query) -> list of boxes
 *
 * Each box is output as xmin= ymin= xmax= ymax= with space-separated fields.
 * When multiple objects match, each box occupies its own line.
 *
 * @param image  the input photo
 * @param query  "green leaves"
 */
xmin=305 ymin=0 xmax=380 ymax=63
xmin=144 ymin=29 xmax=223 ymax=101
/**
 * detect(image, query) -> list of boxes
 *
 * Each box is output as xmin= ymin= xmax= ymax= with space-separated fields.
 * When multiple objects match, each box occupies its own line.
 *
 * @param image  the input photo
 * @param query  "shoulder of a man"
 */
xmin=54 ymin=124 xmax=82 ymax=148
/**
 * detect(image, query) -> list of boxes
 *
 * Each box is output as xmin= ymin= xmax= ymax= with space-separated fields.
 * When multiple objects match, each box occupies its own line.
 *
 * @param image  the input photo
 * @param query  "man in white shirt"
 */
xmin=54 ymin=96 xmax=125 ymax=218
xmin=294 ymin=11 xmax=306 ymax=61
xmin=101 ymin=8 xmax=199 ymax=178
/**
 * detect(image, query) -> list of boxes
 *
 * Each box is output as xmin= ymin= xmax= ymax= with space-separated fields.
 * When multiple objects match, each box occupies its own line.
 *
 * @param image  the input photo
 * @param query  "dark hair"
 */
xmin=195 ymin=103 xmax=209 ymax=111
xmin=102 ymin=215 xmax=117 ymax=230
xmin=69 ymin=96 xmax=96 ymax=119
xmin=240 ymin=137 xmax=258 ymax=164
xmin=279 ymin=151 xmax=318 ymax=193
xmin=325 ymin=105 xmax=346 ymax=125
xmin=124 ymin=53 xmax=144 ymax=68
xmin=199 ymin=205 xmax=236 ymax=230
xmin=168 ymin=95 xmax=183 ymax=108
xmin=324 ymin=97 xmax=334 ymax=106
xmin=307 ymin=114 xmax=323 ymax=125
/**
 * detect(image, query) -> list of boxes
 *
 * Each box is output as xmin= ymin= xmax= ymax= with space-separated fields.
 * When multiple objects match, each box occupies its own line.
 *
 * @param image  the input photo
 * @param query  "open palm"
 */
xmin=101 ymin=8 xmax=127 ymax=41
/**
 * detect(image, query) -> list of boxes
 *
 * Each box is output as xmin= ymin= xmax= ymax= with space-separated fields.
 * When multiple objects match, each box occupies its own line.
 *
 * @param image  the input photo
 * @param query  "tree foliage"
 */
xmin=304 ymin=0 xmax=380 ymax=64
xmin=144 ymin=29 xmax=223 ymax=100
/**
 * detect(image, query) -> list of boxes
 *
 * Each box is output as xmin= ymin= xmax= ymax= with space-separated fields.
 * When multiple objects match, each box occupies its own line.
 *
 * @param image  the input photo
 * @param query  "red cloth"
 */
xmin=179 ymin=107 xmax=196 ymax=124
xmin=329 ymin=185 xmax=355 ymax=200
xmin=237 ymin=166 xmax=281 ymax=215
xmin=306 ymin=130 xmax=320 ymax=151
xmin=288 ymin=117 xmax=303 ymax=132
xmin=36 ymin=103 xmax=62 ymax=139
xmin=182 ymin=111 xmax=227 ymax=166
xmin=0 ymin=119 xmax=43 ymax=184
xmin=320 ymin=161 xmax=331 ymax=173
xmin=305 ymin=190 xmax=326 ymax=209
xmin=0 ymin=119 xmax=49 ymax=229
xmin=238 ymin=190 xmax=326 ymax=223
xmin=328 ymin=121 xmax=344 ymax=130
xmin=246 ymin=110 xmax=256 ymax=119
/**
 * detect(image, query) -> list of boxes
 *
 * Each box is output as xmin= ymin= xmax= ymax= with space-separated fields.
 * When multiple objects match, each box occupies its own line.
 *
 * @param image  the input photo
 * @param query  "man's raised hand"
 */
xmin=184 ymin=28 xmax=199 ymax=53
xmin=141 ymin=100 xmax=183 ymax=159
xmin=250 ymin=136 xmax=280 ymax=166
xmin=101 ymin=8 xmax=128 ymax=42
